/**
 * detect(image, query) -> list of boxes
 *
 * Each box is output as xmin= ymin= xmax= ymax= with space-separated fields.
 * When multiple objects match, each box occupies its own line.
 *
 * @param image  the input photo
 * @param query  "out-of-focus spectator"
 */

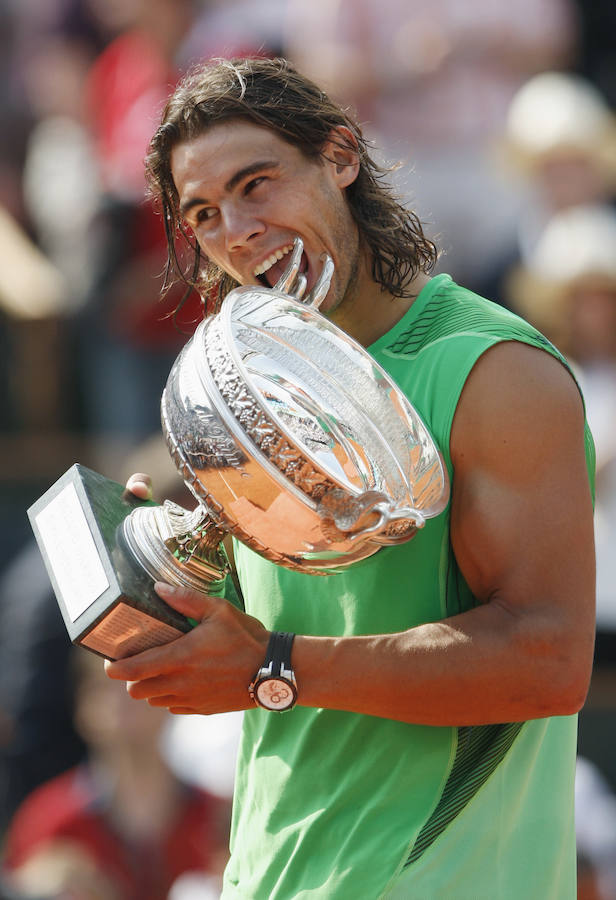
xmin=0 ymin=2 xmax=116 ymax=441
xmin=478 ymin=71 xmax=616 ymax=304
xmin=21 ymin=29 xmax=101 ymax=307
xmin=0 ymin=206 xmax=70 ymax=432
xmin=502 ymin=72 xmax=616 ymax=213
xmin=0 ymin=207 xmax=67 ymax=322
xmin=85 ymin=0 xmax=194 ymax=201
xmin=74 ymin=0 xmax=201 ymax=448
xmin=0 ymin=0 xmax=117 ymax=219
xmin=0 ymin=6 xmax=96 ymax=442
xmin=1 ymin=650 xmax=231 ymax=900
xmin=284 ymin=0 xmax=578 ymax=288
xmin=506 ymin=204 xmax=616 ymax=640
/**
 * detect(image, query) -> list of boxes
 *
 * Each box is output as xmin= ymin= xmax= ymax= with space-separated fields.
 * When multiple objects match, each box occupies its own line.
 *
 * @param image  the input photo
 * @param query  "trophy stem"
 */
xmin=121 ymin=501 xmax=229 ymax=596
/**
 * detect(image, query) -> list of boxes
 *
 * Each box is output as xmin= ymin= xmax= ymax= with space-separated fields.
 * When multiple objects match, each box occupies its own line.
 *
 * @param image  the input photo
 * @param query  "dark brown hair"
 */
xmin=145 ymin=56 xmax=438 ymax=313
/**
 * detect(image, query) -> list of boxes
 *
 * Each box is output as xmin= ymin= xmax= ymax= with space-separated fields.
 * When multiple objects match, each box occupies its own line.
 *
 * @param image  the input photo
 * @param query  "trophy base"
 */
xmin=28 ymin=464 xmax=195 ymax=660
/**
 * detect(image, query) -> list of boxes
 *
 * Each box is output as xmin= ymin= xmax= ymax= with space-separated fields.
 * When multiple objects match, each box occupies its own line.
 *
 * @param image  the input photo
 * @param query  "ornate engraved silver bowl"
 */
xmin=159 ymin=239 xmax=449 ymax=575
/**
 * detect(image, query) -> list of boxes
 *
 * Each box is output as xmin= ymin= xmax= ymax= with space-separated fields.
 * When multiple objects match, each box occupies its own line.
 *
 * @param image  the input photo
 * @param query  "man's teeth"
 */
xmin=253 ymin=244 xmax=294 ymax=277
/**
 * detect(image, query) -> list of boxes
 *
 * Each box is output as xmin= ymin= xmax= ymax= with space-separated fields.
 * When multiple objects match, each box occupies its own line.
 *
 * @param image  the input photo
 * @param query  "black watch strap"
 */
xmin=266 ymin=631 xmax=295 ymax=675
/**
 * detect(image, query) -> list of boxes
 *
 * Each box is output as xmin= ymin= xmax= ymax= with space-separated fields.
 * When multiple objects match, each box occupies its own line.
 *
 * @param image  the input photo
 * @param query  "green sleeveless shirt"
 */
xmin=222 ymin=274 xmax=595 ymax=900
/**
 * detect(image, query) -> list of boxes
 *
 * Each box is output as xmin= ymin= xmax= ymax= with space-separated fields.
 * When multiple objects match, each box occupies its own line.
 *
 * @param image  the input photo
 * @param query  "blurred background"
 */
xmin=0 ymin=0 xmax=615 ymax=897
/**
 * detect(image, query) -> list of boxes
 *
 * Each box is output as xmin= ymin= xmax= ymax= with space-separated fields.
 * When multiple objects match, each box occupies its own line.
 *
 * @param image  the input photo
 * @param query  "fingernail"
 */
xmin=136 ymin=482 xmax=153 ymax=499
xmin=155 ymin=581 xmax=176 ymax=595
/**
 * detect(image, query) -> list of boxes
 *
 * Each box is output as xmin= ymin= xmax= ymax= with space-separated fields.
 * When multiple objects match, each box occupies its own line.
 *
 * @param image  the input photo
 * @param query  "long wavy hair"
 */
xmin=145 ymin=57 xmax=438 ymax=314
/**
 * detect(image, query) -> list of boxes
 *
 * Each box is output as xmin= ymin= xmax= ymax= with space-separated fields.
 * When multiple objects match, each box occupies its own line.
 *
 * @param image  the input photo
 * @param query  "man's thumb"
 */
xmin=154 ymin=581 xmax=215 ymax=621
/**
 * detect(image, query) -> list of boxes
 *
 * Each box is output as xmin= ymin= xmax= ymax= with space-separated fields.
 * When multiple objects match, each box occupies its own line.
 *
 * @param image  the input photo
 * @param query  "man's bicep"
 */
xmin=449 ymin=342 xmax=595 ymax=632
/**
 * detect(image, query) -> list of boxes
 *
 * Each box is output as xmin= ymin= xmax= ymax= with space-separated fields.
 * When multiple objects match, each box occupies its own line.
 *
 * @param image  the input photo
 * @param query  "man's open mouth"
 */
xmin=254 ymin=243 xmax=308 ymax=289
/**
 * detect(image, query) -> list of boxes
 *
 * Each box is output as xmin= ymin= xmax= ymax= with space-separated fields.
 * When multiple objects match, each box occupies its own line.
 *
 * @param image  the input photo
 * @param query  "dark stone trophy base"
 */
xmin=28 ymin=464 xmax=195 ymax=660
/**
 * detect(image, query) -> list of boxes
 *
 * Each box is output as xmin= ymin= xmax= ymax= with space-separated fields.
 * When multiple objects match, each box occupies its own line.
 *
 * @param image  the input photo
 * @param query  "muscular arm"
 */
xmin=295 ymin=342 xmax=595 ymax=724
xmin=107 ymin=343 xmax=595 ymax=725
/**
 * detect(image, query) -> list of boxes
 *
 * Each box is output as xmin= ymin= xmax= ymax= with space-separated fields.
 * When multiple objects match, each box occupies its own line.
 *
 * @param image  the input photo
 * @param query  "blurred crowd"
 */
xmin=1 ymin=0 xmax=616 ymax=897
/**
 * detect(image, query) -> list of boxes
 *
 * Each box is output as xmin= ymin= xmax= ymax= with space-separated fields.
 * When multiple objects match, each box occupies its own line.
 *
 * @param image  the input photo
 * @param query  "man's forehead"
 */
xmin=172 ymin=120 xmax=291 ymax=181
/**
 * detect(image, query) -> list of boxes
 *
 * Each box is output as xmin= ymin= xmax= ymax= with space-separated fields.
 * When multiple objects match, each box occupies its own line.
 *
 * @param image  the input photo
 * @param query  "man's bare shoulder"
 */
xmin=451 ymin=340 xmax=585 ymax=472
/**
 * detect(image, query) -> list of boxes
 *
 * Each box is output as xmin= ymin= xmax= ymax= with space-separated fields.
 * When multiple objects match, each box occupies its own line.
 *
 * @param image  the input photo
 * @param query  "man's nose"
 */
xmin=222 ymin=205 xmax=265 ymax=251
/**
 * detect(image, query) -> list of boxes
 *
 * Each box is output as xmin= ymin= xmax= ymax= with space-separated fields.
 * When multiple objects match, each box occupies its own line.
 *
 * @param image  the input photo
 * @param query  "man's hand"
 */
xmin=113 ymin=472 xmax=267 ymax=715
xmin=104 ymin=582 xmax=269 ymax=715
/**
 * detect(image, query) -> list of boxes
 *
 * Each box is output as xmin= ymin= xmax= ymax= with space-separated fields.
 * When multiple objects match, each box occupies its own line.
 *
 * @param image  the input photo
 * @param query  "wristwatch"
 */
xmin=249 ymin=631 xmax=297 ymax=711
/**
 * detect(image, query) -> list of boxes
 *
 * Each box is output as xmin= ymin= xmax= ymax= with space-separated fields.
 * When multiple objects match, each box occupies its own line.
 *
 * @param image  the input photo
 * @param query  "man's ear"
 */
xmin=322 ymin=126 xmax=360 ymax=189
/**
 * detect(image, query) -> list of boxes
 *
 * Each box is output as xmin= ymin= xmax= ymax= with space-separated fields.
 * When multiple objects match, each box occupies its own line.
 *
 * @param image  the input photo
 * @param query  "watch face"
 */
xmin=256 ymin=677 xmax=296 ymax=711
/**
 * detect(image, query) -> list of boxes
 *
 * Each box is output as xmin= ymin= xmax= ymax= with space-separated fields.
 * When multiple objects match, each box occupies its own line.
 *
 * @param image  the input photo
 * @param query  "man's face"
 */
xmin=170 ymin=119 xmax=364 ymax=317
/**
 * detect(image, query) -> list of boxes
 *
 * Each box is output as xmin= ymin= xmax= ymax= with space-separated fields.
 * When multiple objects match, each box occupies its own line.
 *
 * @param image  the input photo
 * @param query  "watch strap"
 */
xmin=266 ymin=631 xmax=295 ymax=677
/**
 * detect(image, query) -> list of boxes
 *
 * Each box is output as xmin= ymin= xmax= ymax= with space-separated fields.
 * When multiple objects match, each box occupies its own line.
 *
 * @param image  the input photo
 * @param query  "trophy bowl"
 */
xmin=161 ymin=241 xmax=449 ymax=575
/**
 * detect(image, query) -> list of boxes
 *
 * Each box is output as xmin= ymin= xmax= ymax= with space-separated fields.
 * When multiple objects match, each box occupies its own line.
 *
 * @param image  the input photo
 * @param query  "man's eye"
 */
xmin=245 ymin=176 xmax=266 ymax=194
xmin=195 ymin=208 xmax=217 ymax=224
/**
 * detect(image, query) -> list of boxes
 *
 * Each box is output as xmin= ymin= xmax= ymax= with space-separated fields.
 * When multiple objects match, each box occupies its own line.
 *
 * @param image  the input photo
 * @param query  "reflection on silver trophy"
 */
xmin=158 ymin=237 xmax=449 ymax=572
xmin=29 ymin=239 xmax=449 ymax=658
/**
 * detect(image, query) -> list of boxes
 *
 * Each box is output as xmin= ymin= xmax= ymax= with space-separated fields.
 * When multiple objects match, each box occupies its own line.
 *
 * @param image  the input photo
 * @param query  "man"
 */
xmin=106 ymin=58 xmax=596 ymax=898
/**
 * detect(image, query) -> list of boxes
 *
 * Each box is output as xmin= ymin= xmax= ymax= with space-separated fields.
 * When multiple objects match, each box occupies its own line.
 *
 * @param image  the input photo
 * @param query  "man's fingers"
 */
xmin=155 ymin=581 xmax=218 ymax=620
xmin=127 ymin=678 xmax=177 ymax=704
xmin=103 ymin=585 xmax=219 ymax=681
xmin=125 ymin=472 xmax=153 ymax=500
xmin=104 ymin=636 xmax=183 ymax=681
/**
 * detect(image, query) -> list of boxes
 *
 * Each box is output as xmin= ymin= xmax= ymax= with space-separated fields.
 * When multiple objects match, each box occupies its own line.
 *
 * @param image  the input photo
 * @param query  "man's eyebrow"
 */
xmin=179 ymin=160 xmax=279 ymax=217
xmin=225 ymin=159 xmax=279 ymax=192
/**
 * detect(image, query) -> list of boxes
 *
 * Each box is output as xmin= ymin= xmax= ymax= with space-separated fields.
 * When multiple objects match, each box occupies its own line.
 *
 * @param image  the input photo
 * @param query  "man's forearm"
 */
xmin=292 ymin=600 xmax=591 ymax=726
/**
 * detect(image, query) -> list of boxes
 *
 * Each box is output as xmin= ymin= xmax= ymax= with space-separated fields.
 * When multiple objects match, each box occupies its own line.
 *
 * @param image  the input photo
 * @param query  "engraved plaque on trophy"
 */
xmin=28 ymin=464 xmax=228 ymax=660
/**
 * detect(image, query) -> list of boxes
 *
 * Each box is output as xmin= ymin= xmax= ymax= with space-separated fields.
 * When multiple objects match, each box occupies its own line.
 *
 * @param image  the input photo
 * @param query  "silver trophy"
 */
xmin=160 ymin=238 xmax=449 ymax=572
xmin=29 ymin=240 xmax=449 ymax=657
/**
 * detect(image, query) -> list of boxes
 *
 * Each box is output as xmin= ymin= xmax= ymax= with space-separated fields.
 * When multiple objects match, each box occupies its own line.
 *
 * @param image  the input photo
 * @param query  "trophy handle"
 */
xmin=274 ymin=237 xmax=334 ymax=310
xmin=316 ymin=489 xmax=424 ymax=546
